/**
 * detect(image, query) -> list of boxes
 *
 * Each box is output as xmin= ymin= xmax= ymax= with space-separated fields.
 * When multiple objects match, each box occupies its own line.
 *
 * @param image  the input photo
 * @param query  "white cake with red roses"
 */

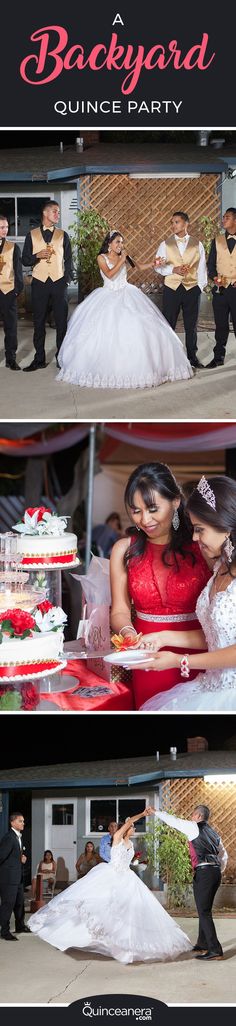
xmin=0 ymin=601 xmax=67 ymax=681
xmin=12 ymin=507 xmax=79 ymax=569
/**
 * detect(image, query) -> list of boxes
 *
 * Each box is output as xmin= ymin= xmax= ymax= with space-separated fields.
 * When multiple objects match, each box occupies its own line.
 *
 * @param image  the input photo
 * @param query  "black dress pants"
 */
xmin=0 ymin=881 xmax=25 ymax=936
xmin=0 ymin=289 xmax=18 ymax=361
xmin=31 ymin=277 xmax=68 ymax=362
xmin=212 ymin=285 xmax=236 ymax=363
xmin=193 ymin=865 xmax=222 ymax=954
xmin=163 ymin=284 xmax=201 ymax=362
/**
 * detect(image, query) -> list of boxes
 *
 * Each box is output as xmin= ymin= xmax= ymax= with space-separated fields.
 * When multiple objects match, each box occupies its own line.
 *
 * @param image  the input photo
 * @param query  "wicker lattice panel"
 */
xmin=161 ymin=778 xmax=236 ymax=859
xmin=79 ymin=173 xmax=221 ymax=284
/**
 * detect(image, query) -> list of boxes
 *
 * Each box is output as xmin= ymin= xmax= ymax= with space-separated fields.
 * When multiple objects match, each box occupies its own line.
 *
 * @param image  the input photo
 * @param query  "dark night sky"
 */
xmin=1 ymin=715 xmax=235 ymax=770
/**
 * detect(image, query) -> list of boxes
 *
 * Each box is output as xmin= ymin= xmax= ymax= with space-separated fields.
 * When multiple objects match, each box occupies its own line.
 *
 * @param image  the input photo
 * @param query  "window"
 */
xmin=52 ymin=804 xmax=74 ymax=825
xmin=89 ymin=798 xmax=148 ymax=834
xmin=0 ymin=196 xmax=51 ymax=237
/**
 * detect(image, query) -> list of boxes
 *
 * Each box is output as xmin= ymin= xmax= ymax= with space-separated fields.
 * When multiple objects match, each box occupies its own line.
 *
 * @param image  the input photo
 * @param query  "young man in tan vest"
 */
xmin=0 ymin=215 xmax=23 ymax=370
xmin=22 ymin=200 xmax=73 ymax=371
xmin=155 ymin=211 xmax=207 ymax=369
xmin=207 ymin=207 xmax=236 ymax=367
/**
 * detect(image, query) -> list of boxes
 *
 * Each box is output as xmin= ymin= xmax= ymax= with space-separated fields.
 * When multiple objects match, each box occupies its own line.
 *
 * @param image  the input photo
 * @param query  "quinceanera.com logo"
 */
xmin=82 ymin=1001 xmax=153 ymax=1020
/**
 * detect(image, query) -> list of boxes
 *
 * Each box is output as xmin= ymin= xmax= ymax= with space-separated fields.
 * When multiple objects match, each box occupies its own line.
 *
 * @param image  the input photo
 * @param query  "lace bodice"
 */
xmin=100 ymin=255 xmax=127 ymax=291
xmin=197 ymin=575 xmax=236 ymax=651
xmin=110 ymin=841 xmax=134 ymax=872
xmin=128 ymin=541 xmax=210 ymax=615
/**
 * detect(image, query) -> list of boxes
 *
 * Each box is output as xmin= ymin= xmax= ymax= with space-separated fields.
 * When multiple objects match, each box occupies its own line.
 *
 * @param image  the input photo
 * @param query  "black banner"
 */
xmin=0 ymin=1 xmax=235 ymax=128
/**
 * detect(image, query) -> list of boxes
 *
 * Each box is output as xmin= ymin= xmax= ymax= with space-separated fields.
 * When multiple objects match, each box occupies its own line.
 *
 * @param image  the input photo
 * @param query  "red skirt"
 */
xmin=133 ymin=612 xmax=200 ymax=710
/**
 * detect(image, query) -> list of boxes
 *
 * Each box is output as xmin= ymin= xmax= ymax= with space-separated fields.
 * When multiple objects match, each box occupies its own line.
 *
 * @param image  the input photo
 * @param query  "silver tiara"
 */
xmin=197 ymin=476 xmax=216 ymax=510
xmin=109 ymin=229 xmax=119 ymax=238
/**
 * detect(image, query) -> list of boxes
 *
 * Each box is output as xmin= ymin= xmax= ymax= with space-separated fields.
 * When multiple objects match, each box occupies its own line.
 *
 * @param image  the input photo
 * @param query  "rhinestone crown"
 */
xmin=197 ymin=476 xmax=216 ymax=510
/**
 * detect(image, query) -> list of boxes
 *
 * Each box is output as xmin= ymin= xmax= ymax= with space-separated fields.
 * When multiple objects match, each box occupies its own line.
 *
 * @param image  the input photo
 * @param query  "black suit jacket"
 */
xmin=0 ymin=829 xmax=23 ymax=887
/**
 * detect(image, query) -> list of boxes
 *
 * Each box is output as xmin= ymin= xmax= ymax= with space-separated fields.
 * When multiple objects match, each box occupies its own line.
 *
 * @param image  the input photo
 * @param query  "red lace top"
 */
xmin=127 ymin=540 xmax=210 ymax=616
xmin=127 ymin=541 xmax=211 ymax=708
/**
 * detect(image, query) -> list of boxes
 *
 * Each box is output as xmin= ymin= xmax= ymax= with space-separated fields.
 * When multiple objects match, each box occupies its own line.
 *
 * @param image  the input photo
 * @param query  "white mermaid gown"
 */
xmin=141 ymin=575 xmax=236 ymax=712
xmin=28 ymin=841 xmax=191 ymax=964
xmin=57 ymin=259 xmax=193 ymax=389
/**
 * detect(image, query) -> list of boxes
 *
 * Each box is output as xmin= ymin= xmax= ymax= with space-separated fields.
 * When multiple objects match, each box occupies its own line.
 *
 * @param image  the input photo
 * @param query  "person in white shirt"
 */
xmin=151 ymin=802 xmax=227 ymax=960
xmin=155 ymin=211 xmax=207 ymax=370
xmin=0 ymin=812 xmax=30 ymax=941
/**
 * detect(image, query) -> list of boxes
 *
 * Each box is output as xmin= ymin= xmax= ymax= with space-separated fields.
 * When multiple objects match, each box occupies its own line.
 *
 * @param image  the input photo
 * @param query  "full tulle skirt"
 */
xmin=28 ymin=861 xmax=191 ymax=964
xmin=57 ymin=283 xmax=193 ymax=389
xmin=141 ymin=670 xmax=236 ymax=712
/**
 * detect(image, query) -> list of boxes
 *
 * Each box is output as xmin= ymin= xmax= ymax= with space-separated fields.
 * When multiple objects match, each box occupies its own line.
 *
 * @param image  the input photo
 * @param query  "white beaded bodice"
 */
xmin=100 ymin=256 xmax=127 ymax=291
xmin=110 ymin=842 xmax=134 ymax=872
xmin=194 ymin=575 xmax=236 ymax=689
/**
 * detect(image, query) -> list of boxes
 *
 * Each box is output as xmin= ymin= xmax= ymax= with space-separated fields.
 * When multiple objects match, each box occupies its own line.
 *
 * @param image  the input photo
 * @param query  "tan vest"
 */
xmin=215 ymin=234 xmax=236 ymax=286
xmin=31 ymin=227 xmax=64 ymax=282
xmin=0 ymin=241 xmax=15 ymax=295
xmin=164 ymin=235 xmax=200 ymax=291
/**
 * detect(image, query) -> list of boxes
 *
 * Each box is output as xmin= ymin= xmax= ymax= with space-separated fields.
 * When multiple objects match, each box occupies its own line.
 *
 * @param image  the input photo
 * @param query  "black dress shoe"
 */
xmin=196 ymin=951 xmax=224 ymax=960
xmin=190 ymin=358 xmax=205 ymax=370
xmin=15 ymin=925 xmax=31 ymax=933
xmin=5 ymin=360 xmax=21 ymax=370
xmin=1 ymin=932 xmax=18 ymax=941
xmin=205 ymin=358 xmax=224 ymax=369
xmin=23 ymin=358 xmax=47 ymax=372
xmin=192 ymin=945 xmax=208 ymax=953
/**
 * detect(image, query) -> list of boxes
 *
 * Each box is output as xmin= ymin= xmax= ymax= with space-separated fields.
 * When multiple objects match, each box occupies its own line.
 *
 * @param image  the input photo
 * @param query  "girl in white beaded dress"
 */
xmin=57 ymin=230 xmax=192 ymax=389
xmin=28 ymin=807 xmax=191 ymax=964
xmin=139 ymin=475 xmax=236 ymax=712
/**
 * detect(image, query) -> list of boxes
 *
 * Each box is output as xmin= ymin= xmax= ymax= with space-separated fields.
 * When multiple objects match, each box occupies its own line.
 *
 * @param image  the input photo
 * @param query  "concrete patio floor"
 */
xmin=0 ymin=918 xmax=236 ymax=1006
xmin=1 ymin=322 xmax=235 ymax=421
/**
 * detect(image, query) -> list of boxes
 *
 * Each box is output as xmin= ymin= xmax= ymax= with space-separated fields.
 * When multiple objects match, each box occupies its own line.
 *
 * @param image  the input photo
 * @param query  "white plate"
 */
xmin=103 ymin=649 xmax=153 ymax=667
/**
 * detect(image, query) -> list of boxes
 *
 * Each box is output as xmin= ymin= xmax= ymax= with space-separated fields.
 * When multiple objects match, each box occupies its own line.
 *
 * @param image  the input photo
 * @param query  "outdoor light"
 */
xmin=226 ymin=168 xmax=236 ymax=179
xmin=204 ymin=775 xmax=236 ymax=784
xmin=156 ymin=751 xmax=160 ymax=762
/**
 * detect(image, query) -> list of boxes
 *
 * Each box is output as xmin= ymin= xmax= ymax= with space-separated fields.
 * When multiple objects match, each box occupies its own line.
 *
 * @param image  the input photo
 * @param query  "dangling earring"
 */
xmin=224 ymin=535 xmax=234 ymax=563
xmin=136 ymin=526 xmax=141 ymax=532
xmin=172 ymin=509 xmax=180 ymax=531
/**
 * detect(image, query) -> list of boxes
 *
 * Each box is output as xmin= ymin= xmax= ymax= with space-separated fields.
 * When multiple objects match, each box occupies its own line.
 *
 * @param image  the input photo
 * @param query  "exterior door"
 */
xmin=45 ymin=798 xmax=77 ymax=881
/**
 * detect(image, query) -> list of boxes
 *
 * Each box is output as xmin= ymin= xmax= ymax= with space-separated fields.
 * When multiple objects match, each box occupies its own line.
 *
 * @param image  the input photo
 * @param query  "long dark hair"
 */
xmin=187 ymin=475 xmax=236 ymax=572
xmin=124 ymin=462 xmax=195 ymax=570
xmin=85 ymin=841 xmax=95 ymax=855
xmin=98 ymin=230 xmax=123 ymax=254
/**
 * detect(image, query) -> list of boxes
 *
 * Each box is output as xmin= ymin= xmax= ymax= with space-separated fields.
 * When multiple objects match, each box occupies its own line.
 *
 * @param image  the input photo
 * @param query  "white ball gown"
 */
xmin=57 ymin=259 xmax=193 ymax=389
xmin=141 ymin=574 xmax=236 ymax=712
xmin=28 ymin=841 xmax=191 ymax=964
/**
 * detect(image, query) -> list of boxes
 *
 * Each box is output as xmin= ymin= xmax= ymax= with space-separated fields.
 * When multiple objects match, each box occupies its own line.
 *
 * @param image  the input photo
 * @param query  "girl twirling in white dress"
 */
xmin=139 ymin=476 xmax=236 ymax=712
xmin=28 ymin=808 xmax=191 ymax=964
xmin=57 ymin=230 xmax=193 ymax=389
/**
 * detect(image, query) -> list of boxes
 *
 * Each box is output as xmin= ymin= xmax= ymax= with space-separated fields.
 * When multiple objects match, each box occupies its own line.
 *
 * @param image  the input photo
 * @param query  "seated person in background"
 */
xmin=92 ymin=512 xmax=123 ymax=558
xmin=76 ymin=841 xmax=103 ymax=877
xmin=32 ymin=849 xmax=56 ymax=897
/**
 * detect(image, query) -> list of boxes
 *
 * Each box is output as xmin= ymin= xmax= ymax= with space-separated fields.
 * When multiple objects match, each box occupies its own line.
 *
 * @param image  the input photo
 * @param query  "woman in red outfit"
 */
xmin=110 ymin=463 xmax=211 ymax=709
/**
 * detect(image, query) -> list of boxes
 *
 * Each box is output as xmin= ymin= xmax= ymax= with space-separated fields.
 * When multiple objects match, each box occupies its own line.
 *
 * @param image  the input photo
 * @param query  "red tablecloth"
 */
xmin=40 ymin=659 xmax=134 ymax=710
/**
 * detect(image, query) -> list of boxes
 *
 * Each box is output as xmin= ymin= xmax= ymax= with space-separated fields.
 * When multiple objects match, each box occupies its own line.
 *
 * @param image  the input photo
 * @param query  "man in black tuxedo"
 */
xmin=22 ymin=200 xmax=73 ymax=371
xmin=206 ymin=207 xmax=236 ymax=367
xmin=0 ymin=812 xmax=30 ymax=940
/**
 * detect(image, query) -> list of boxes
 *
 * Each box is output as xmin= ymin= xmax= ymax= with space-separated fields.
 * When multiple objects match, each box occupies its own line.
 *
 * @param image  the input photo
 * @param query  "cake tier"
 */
xmin=16 ymin=533 xmax=78 ymax=568
xmin=0 ymin=629 xmax=64 ymax=679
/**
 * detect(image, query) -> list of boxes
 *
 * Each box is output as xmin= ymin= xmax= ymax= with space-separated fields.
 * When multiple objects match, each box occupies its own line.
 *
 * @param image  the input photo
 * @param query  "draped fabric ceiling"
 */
xmin=0 ymin=423 xmax=236 ymax=458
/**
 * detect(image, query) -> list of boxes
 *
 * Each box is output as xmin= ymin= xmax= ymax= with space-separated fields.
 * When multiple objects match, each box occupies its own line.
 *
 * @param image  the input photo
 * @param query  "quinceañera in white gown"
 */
xmin=28 ymin=841 xmax=191 ymax=963
xmin=141 ymin=571 xmax=236 ymax=712
xmin=57 ymin=259 xmax=193 ymax=389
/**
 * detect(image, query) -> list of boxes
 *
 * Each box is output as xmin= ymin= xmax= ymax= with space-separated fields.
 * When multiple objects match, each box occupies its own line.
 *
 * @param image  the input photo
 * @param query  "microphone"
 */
xmin=126 ymin=254 xmax=135 ymax=268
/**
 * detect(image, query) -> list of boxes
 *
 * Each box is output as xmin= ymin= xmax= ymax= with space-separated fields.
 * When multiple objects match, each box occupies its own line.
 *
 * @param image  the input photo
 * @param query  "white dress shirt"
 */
xmin=11 ymin=827 xmax=22 ymax=849
xmin=155 ymin=234 xmax=207 ymax=291
xmin=155 ymin=811 xmax=228 ymax=870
